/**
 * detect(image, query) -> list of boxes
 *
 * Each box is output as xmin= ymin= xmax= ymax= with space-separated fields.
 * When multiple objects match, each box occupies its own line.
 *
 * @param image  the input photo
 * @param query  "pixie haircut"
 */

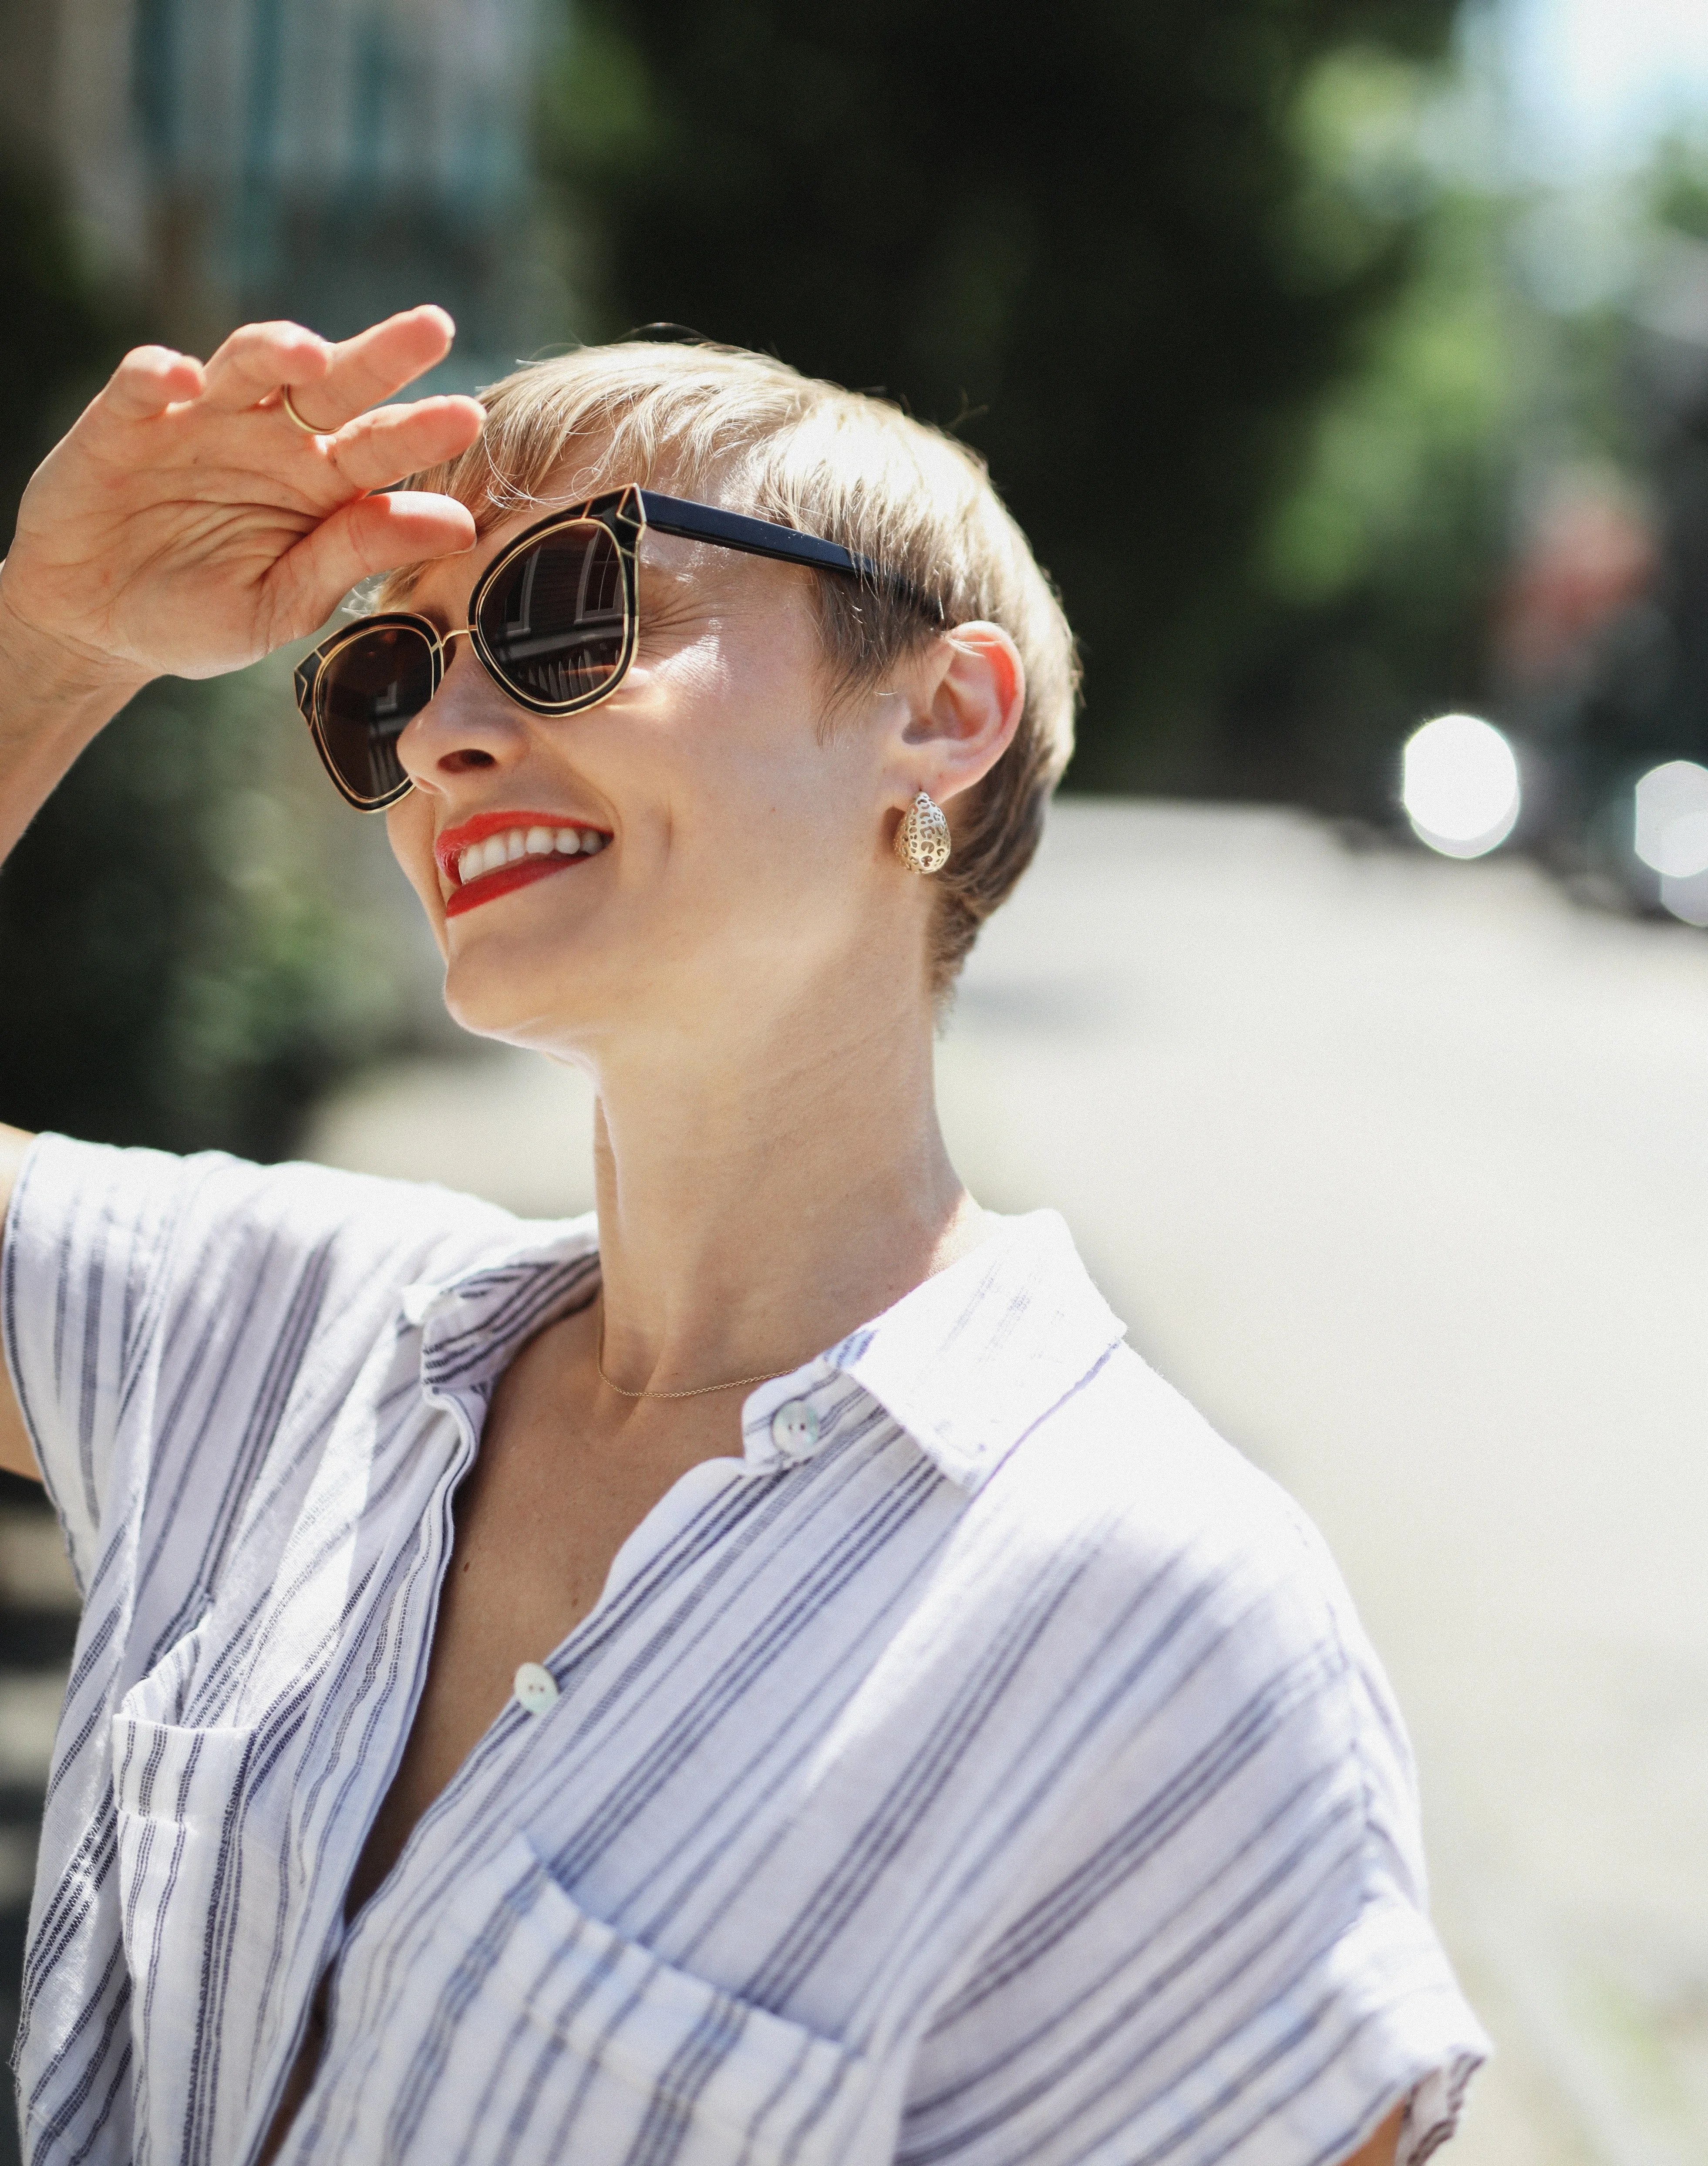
xmin=388 ymin=341 xmax=1079 ymax=991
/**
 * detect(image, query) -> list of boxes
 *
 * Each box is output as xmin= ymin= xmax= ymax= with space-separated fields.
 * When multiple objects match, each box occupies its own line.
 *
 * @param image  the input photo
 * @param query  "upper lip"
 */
xmin=434 ymin=808 xmax=610 ymax=885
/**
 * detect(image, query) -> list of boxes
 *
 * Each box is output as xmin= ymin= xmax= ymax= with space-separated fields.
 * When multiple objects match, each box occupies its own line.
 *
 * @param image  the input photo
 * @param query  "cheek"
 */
xmin=657 ymin=649 xmax=852 ymax=825
xmin=385 ymin=800 xmax=448 ymax=941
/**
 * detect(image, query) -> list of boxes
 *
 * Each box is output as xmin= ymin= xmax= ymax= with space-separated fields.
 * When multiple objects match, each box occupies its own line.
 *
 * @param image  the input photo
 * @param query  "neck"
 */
xmin=582 ymin=968 xmax=984 ymax=1396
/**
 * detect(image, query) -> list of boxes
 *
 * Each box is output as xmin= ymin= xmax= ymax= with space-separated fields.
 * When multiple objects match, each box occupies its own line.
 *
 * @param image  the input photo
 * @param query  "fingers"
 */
xmin=140 ymin=305 xmax=456 ymax=437
xmin=103 ymin=346 xmax=206 ymax=420
xmin=202 ymin=320 xmax=333 ymax=413
xmin=325 ymin=394 xmax=486 ymax=493
xmin=264 ymin=491 xmax=479 ymax=642
xmin=283 ymin=306 xmax=459 ymax=433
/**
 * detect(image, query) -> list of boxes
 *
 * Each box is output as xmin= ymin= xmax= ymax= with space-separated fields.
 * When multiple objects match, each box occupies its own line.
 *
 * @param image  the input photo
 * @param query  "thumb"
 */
xmin=264 ymin=491 xmax=478 ymax=645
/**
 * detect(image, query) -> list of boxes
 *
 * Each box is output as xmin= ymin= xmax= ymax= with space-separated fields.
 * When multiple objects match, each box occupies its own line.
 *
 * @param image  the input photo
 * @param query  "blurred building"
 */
xmin=0 ymin=0 xmax=548 ymax=379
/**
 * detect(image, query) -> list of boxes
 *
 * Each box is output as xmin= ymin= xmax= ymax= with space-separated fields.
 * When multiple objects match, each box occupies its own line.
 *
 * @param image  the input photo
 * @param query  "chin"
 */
xmin=433 ymin=906 xmax=579 ymax=1035
xmin=440 ymin=953 xmax=590 ymax=1051
xmin=433 ymin=863 xmax=623 ymax=1037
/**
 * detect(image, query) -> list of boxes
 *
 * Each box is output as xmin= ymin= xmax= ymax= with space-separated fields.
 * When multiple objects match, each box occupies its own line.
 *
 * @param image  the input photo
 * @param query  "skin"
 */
xmin=0 ymin=314 xmax=1402 ymax=2166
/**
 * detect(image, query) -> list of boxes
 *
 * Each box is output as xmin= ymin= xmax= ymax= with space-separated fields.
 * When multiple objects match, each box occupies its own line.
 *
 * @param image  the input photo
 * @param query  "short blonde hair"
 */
xmin=391 ymin=341 xmax=1078 ymax=990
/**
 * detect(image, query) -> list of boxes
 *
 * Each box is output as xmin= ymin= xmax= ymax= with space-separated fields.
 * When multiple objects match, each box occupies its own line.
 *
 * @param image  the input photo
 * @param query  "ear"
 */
xmin=894 ymin=623 xmax=1025 ymax=807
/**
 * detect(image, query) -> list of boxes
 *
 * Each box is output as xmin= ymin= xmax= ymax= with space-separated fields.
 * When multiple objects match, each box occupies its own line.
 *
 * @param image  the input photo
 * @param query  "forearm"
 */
xmin=0 ymin=591 xmax=141 ymax=1479
xmin=0 ymin=583 xmax=148 ymax=866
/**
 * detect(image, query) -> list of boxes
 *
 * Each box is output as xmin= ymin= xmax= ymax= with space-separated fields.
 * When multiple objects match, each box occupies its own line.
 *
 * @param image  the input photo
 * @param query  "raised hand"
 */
xmin=0 ymin=305 xmax=485 ymax=697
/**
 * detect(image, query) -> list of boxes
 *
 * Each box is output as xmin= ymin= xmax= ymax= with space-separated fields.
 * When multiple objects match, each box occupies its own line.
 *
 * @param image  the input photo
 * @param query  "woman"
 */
xmin=0 ymin=306 xmax=1486 ymax=2166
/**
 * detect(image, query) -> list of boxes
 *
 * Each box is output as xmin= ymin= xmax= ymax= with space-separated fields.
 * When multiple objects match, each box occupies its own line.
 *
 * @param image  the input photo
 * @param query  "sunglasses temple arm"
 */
xmin=634 ymin=491 xmax=940 ymax=619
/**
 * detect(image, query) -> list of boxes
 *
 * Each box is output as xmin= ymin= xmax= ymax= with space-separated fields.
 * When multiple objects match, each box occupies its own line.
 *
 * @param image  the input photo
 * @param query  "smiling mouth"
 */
xmin=441 ymin=822 xmax=610 ymax=918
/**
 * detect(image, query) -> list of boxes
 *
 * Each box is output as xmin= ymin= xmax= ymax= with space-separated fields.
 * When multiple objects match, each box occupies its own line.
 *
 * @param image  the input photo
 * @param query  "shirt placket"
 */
xmin=244 ymin=1297 xmax=486 ymax=2166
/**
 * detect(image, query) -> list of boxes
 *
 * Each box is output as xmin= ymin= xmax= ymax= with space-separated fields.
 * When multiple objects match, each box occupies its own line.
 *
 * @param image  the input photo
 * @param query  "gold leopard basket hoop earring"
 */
xmin=894 ymin=792 xmax=951 ymax=875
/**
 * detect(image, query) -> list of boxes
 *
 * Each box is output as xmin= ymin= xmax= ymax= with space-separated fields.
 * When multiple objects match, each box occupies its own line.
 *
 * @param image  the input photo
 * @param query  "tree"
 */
xmin=544 ymin=0 xmax=1464 ymax=792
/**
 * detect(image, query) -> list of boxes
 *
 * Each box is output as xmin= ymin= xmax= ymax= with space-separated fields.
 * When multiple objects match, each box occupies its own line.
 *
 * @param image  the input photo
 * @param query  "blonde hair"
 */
xmin=390 ymin=341 xmax=1078 ymax=990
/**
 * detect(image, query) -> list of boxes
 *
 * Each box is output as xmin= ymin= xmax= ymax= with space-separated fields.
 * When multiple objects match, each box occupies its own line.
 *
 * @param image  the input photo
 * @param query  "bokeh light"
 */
xmin=1633 ymin=760 xmax=1708 ymax=923
xmin=1401 ymin=713 xmax=1522 ymax=859
xmin=1633 ymin=760 xmax=1708 ymax=874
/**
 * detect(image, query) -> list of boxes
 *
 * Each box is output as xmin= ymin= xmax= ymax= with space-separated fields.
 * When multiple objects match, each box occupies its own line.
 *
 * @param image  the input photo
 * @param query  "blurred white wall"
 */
xmin=0 ymin=0 xmax=543 ymax=364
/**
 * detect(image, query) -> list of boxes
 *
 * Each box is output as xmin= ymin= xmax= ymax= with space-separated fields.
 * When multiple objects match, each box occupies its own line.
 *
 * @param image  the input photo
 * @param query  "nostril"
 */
xmin=441 ymin=749 xmax=498 ymax=772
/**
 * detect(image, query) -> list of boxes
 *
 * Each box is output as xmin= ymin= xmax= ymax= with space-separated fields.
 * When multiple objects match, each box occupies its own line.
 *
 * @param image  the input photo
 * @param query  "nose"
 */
xmin=395 ymin=633 xmax=521 ymax=787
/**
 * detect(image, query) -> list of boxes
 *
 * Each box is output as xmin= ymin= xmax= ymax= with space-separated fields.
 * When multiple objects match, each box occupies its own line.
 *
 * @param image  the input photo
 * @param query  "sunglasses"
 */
xmin=293 ymin=484 xmax=937 ymax=810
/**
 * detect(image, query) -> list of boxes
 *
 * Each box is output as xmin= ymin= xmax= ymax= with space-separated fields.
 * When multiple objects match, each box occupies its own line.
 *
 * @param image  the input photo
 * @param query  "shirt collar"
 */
xmin=406 ymin=1215 xmax=602 ymax=1398
xmin=741 ymin=1209 xmax=1126 ymax=1490
xmin=403 ymin=1207 xmax=1125 ymax=1492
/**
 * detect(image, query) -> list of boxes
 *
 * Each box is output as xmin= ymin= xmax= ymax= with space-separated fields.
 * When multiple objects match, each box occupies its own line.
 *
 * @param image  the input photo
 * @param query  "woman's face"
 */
xmin=385 ymin=487 xmax=937 ymax=1060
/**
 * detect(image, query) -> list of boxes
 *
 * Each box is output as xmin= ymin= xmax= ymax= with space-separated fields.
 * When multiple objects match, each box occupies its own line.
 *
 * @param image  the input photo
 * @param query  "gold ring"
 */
xmin=278 ymin=385 xmax=327 ymax=435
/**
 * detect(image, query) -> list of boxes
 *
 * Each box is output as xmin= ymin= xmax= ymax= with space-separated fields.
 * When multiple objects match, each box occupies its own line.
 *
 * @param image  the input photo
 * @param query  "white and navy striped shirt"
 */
xmin=4 ymin=1135 xmax=1486 ymax=2166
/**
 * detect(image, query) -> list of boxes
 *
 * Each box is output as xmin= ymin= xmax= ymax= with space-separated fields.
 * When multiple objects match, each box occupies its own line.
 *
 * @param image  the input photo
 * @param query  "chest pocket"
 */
xmin=353 ymin=1832 xmax=876 ymax=2166
xmin=112 ymin=1710 xmax=260 ymax=2166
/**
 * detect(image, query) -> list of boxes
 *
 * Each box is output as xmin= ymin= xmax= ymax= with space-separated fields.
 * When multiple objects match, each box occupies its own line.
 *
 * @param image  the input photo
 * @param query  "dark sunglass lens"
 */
xmin=315 ymin=626 xmax=437 ymax=803
xmin=477 ymin=521 xmax=628 ymax=707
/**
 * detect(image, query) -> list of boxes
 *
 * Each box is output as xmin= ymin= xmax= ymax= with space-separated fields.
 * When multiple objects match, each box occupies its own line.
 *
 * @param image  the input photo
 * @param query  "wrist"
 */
xmin=0 ymin=573 xmax=152 ymax=733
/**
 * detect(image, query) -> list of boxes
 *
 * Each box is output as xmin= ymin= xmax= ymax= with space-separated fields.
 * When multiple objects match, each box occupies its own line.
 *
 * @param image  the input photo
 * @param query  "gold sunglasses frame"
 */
xmin=293 ymin=484 xmax=936 ymax=811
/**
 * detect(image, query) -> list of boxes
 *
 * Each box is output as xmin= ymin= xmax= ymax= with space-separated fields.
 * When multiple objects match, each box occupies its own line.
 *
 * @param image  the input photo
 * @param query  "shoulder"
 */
xmin=10 ymin=1129 xmax=534 ymax=1297
xmin=997 ymin=1340 xmax=1338 ymax=1609
xmin=4 ymin=1132 xmax=588 ymax=1585
xmin=3 ymin=1131 xmax=576 ymax=1480
xmin=985 ymin=1340 xmax=1416 ymax=1841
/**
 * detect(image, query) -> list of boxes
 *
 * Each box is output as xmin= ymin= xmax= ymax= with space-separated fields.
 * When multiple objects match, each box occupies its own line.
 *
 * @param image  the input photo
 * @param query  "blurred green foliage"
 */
xmin=1652 ymin=136 xmax=1708 ymax=243
xmin=1223 ymin=56 xmax=1524 ymax=807
xmin=1564 ymin=131 xmax=1708 ymax=813
xmin=0 ymin=164 xmax=111 ymax=519
xmin=542 ymin=0 xmax=1487 ymax=802
xmin=0 ymin=169 xmax=415 ymax=1157
xmin=0 ymin=657 xmax=420 ymax=1155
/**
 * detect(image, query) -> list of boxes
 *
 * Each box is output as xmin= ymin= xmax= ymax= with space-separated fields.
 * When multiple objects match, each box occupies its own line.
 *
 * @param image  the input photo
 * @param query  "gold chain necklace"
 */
xmin=594 ymin=1299 xmax=788 ymax=1401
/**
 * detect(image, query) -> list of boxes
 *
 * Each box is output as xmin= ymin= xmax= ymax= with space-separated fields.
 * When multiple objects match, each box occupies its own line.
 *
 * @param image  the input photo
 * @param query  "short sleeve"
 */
xmin=1 ymin=1132 xmax=515 ymax=1591
xmin=901 ymin=1498 xmax=1489 ymax=2166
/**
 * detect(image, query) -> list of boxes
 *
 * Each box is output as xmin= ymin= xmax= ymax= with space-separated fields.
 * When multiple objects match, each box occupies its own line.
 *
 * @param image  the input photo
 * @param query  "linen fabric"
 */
xmin=3 ymin=1134 xmax=1487 ymax=2166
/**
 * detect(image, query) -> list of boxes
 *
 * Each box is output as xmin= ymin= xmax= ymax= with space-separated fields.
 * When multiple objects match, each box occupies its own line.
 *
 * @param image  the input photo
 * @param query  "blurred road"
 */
xmin=6 ymin=799 xmax=1702 ymax=2165
xmin=311 ymin=798 xmax=1708 ymax=2163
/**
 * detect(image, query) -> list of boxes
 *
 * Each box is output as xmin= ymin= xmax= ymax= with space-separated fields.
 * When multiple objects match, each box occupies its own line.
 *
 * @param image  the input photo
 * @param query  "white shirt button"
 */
xmin=770 ymin=1399 xmax=820 ymax=1456
xmin=513 ymin=1661 xmax=559 ymax=1716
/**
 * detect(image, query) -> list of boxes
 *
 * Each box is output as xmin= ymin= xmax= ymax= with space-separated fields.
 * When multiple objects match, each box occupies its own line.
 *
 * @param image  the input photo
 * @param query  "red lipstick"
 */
xmin=436 ymin=808 xmax=611 ymax=918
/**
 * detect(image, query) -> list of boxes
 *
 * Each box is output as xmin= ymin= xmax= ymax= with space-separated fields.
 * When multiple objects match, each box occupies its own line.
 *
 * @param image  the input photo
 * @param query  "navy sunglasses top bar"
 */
xmin=633 ymin=490 xmax=943 ymax=620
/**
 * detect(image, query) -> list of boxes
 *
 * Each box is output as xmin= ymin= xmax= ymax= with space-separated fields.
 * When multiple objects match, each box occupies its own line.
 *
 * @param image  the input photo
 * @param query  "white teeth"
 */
xmin=453 ymin=825 xmax=606 ymax=884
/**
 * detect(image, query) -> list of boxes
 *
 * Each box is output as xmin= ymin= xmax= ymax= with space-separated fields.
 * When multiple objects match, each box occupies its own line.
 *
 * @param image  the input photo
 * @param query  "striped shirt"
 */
xmin=4 ymin=1134 xmax=1486 ymax=2166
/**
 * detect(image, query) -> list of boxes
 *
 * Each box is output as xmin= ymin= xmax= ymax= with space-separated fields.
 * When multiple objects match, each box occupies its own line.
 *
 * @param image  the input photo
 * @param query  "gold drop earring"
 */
xmin=894 ymin=792 xmax=951 ymax=875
